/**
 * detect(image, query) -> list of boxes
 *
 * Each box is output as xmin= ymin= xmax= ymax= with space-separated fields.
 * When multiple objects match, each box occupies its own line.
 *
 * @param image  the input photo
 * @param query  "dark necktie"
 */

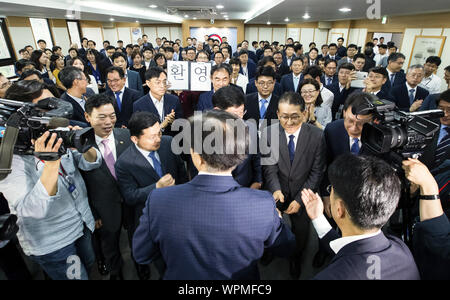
xmin=390 ymin=74 xmax=396 ymax=87
xmin=351 ymin=138 xmax=360 ymax=155
xmin=409 ymin=89 xmax=415 ymax=105
xmin=435 ymin=127 xmax=450 ymax=166
xmin=149 ymin=151 xmax=163 ymax=178
xmin=327 ymin=77 xmax=332 ymax=86
xmin=115 ymin=91 xmax=122 ymax=112
xmin=288 ymin=135 xmax=295 ymax=164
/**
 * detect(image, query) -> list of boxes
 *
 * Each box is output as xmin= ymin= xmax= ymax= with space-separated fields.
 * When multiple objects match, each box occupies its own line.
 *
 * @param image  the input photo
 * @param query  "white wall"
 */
xmin=81 ymin=27 xmax=103 ymax=52
xmin=170 ymin=26 xmax=182 ymax=41
xmin=103 ymin=28 xmax=118 ymax=45
xmin=273 ymin=28 xmax=286 ymax=44
xmin=52 ymin=27 xmax=71 ymax=55
xmin=157 ymin=26 xmax=170 ymax=40
xmin=328 ymin=28 xmax=349 ymax=45
xmin=8 ymin=26 xmax=35 ymax=58
xmin=300 ymin=28 xmax=314 ymax=47
xmin=314 ymin=29 xmax=329 ymax=48
xmin=258 ymin=27 xmax=272 ymax=42
xmin=117 ymin=27 xmax=131 ymax=45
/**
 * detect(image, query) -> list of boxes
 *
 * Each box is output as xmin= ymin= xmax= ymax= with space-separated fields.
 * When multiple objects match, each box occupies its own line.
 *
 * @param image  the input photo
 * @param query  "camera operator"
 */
xmin=0 ymin=80 xmax=102 ymax=280
xmin=403 ymin=158 xmax=450 ymax=279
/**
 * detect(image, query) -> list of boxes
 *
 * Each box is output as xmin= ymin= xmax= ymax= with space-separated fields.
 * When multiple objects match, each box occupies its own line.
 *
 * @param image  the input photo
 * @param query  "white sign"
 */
xmin=190 ymin=27 xmax=238 ymax=53
xmin=167 ymin=61 xmax=211 ymax=91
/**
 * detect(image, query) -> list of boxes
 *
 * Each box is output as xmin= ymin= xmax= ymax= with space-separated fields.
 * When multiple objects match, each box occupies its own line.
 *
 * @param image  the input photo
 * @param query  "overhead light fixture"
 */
xmin=135 ymin=20 xmax=139 ymax=23
xmin=193 ymin=17 xmax=197 ymax=20
xmin=267 ymin=21 xmax=271 ymax=25
xmin=284 ymin=17 xmax=289 ymax=22
xmin=65 ymin=14 xmax=74 ymax=18
xmin=148 ymin=5 xmax=157 ymax=8
xmin=216 ymin=5 xmax=224 ymax=9
xmin=109 ymin=18 xmax=115 ymax=21
xmin=184 ymin=14 xmax=189 ymax=18
xmin=339 ymin=8 xmax=352 ymax=12
xmin=303 ymin=14 xmax=310 ymax=19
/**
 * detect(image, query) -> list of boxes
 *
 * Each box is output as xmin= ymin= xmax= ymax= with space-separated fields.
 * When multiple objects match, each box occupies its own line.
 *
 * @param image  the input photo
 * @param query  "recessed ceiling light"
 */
xmin=303 ymin=14 xmax=310 ymax=19
xmin=184 ymin=14 xmax=189 ymax=18
xmin=148 ymin=5 xmax=157 ymax=8
xmin=220 ymin=12 xmax=228 ymax=15
xmin=339 ymin=8 xmax=352 ymax=12
xmin=135 ymin=20 xmax=139 ymax=23
xmin=193 ymin=17 xmax=197 ymax=20
xmin=65 ymin=14 xmax=74 ymax=18
xmin=224 ymin=15 xmax=228 ymax=18
xmin=216 ymin=5 xmax=224 ymax=9
xmin=284 ymin=17 xmax=289 ymax=22
xmin=109 ymin=18 xmax=115 ymax=21
xmin=267 ymin=21 xmax=271 ymax=25
xmin=225 ymin=17 xmax=229 ymax=20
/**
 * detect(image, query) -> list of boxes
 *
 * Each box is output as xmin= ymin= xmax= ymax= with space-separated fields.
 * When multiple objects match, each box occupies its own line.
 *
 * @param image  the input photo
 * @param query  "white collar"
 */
xmin=258 ymin=93 xmax=272 ymax=102
xmin=95 ymin=132 xmax=115 ymax=146
xmin=198 ymin=171 xmax=233 ymax=177
xmin=293 ymin=73 xmax=301 ymax=79
xmin=135 ymin=144 xmax=155 ymax=158
xmin=149 ymin=92 xmax=164 ymax=104
xmin=285 ymin=126 xmax=301 ymax=141
xmin=330 ymin=230 xmax=382 ymax=254
xmin=406 ymin=82 xmax=417 ymax=91
xmin=113 ymin=86 xmax=126 ymax=95
xmin=67 ymin=92 xmax=84 ymax=102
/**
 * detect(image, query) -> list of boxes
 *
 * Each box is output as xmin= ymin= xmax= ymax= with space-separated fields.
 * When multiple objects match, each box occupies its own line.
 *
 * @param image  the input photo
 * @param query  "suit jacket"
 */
xmin=327 ymin=82 xmax=360 ymax=120
xmin=337 ymin=46 xmax=347 ymax=58
xmin=244 ymin=93 xmax=280 ymax=129
xmin=196 ymin=90 xmax=214 ymax=111
xmin=280 ymin=73 xmax=304 ymax=94
xmin=239 ymin=61 xmax=257 ymax=80
xmin=132 ymin=174 xmax=296 ymax=279
xmin=363 ymin=58 xmax=376 ymax=72
xmin=321 ymin=75 xmax=339 ymax=87
xmin=374 ymin=89 xmax=396 ymax=103
xmin=324 ymin=55 xmax=341 ymax=62
xmin=263 ymin=123 xmax=326 ymax=208
xmin=276 ymin=63 xmax=291 ymax=82
xmin=246 ymin=79 xmax=283 ymax=96
xmin=133 ymin=93 xmax=184 ymax=136
xmin=104 ymin=88 xmax=141 ymax=127
xmin=381 ymin=70 xmax=406 ymax=94
xmin=60 ymin=91 xmax=94 ymax=126
xmin=419 ymin=93 xmax=439 ymax=111
xmin=390 ymin=83 xmax=429 ymax=112
xmin=115 ymin=136 xmax=188 ymax=233
xmin=80 ymin=128 xmax=131 ymax=232
xmin=125 ymin=70 xmax=144 ymax=96
xmin=314 ymin=230 xmax=420 ymax=280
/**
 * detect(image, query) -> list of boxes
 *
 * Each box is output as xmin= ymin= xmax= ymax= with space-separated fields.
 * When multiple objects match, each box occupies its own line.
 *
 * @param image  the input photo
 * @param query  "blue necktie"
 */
xmin=288 ymin=135 xmax=295 ymax=164
xmin=327 ymin=77 xmax=332 ymax=86
xmin=435 ymin=127 xmax=450 ymax=166
xmin=149 ymin=151 xmax=163 ymax=178
xmin=351 ymin=138 xmax=360 ymax=155
xmin=390 ymin=74 xmax=396 ymax=87
xmin=260 ymin=99 xmax=268 ymax=119
xmin=115 ymin=91 xmax=122 ymax=112
xmin=409 ymin=89 xmax=415 ymax=105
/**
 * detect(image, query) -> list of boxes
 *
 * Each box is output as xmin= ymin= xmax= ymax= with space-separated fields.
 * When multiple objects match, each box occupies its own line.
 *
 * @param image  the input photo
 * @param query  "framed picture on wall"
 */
xmin=408 ymin=35 xmax=446 ymax=67
xmin=330 ymin=32 xmax=344 ymax=44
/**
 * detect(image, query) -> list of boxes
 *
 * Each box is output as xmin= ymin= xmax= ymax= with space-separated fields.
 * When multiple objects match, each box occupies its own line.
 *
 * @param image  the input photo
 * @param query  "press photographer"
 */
xmin=0 ymin=80 xmax=102 ymax=280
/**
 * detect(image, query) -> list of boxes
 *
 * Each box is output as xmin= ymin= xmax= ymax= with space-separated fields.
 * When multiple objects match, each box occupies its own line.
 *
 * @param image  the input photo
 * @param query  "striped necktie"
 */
xmin=435 ymin=127 xmax=450 ymax=166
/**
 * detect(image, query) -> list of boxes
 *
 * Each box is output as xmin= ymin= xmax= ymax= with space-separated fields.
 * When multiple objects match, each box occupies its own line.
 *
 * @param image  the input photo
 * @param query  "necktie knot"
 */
xmin=289 ymin=135 xmax=295 ymax=142
xmin=353 ymin=137 xmax=359 ymax=143
xmin=409 ymin=89 xmax=415 ymax=94
xmin=115 ymin=91 xmax=122 ymax=96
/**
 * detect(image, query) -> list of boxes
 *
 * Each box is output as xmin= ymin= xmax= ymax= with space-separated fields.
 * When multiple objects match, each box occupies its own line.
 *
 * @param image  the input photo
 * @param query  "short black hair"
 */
xmin=445 ymin=65 xmax=450 ymax=72
xmin=425 ymin=56 xmax=442 ymax=67
xmin=328 ymin=43 xmax=338 ymax=49
xmin=353 ymin=53 xmax=366 ymax=61
xmin=214 ymin=51 xmax=224 ymax=59
xmin=255 ymin=66 xmax=276 ymax=81
xmin=111 ymin=51 xmax=127 ymax=62
xmin=378 ymin=44 xmax=388 ymax=49
xmin=324 ymin=59 xmax=337 ymax=67
xmin=257 ymin=56 xmax=276 ymax=68
xmin=85 ymin=93 xmax=115 ymax=115
xmin=88 ymin=40 xmax=96 ymax=46
xmin=294 ymin=44 xmax=303 ymax=52
xmin=196 ymin=50 xmax=210 ymax=60
xmin=142 ymin=46 xmax=153 ymax=53
xmin=387 ymin=52 xmax=405 ymax=64
xmin=369 ymin=66 xmax=388 ymax=79
xmin=229 ymin=57 xmax=241 ymax=66
xmin=106 ymin=66 xmax=125 ymax=79
xmin=19 ymin=48 xmax=28 ymax=54
xmin=58 ymin=66 xmax=84 ymax=89
xmin=365 ymin=42 xmax=375 ymax=48
xmin=37 ymin=39 xmax=46 ymax=44
xmin=117 ymin=40 xmax=123 ymax=44
xmin=145 ymin=67 xmax=167 ymax=81
xmin=126 ymin=44 xmax=133 ymax=49
xmin=52 ymin=46 xmax=61 ymax=53
xmin=106 ymin=45 xmax=116 ymax=51
xmin=238 ymin=50 xmax=249 ymax=57
xmin=189 ymin=110 xmax=249 ymax=171
xmin=328 ymin=154 xmax=401 ymax=230
xmin=81 ymin=37 xmax=88 ymax=42
xmin=347 ymin=44 xmax=358 ymax=50
xmin=343 ymin=92 xmax=375 ymax=114
xmin=321 ymin=44 xmax=328 ymax=49
xmin=15 ymin=59 xmax=35 ymax=73
xmin=211 ymin=64 xmax=231 ymax=76
xmin=19 ymin=69 xmax=42 ymax=81
xmin=439 ymin=89 xmax=450 ymax=104
xmin=278 ymin=91 xmax=305 ymax=112
xmin=212 ymin=86 xmax=245 ymax=109
xmin=309 ymin=42 xmax=316 ymax=47
xmin=285 ymin=44 xmax=295 ymax=51
xmin=128 ymin=111 xmax=161 ymax=137
xmin=339 ymin=62 xmax=356 ymax=72
xmin=337 ymin=37 xmax=344 ymax=42
xmin=4 ymin=80 xmax=46 ymax=103
xmin=291 ymin=56 xmax=304 ymax=65
xmin=309 ymin=47 xmax=319 ymax=54
xmin=303 ymin=65 xmax=323 ymax=79
xmin=164 ymin=46 xmax=174 ymax=53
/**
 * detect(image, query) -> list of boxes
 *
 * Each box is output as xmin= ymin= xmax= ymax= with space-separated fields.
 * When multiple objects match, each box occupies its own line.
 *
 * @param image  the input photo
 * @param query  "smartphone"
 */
xmin=351 ymin=71 xmax=368 ymax=89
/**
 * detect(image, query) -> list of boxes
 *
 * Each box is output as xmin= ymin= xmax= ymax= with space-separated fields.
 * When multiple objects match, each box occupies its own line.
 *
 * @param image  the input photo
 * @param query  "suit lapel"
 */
xmin=114 ymin=129 xmax=129 ymax=156
xmin=278 ymin=124 xmax=291 ymax=170
xmin=291 ymin=123 xmax=308 ymax=170
xmin=131 ymin=144 xmax=161 ymax=182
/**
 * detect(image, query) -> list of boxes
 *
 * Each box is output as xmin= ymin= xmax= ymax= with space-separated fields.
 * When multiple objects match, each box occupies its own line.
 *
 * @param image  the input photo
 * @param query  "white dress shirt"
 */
xmin=113 ymin=85 xmax=126 ymax=104
xmin=311 ymin=214 xmax=382 ymax=254
xmin=320 ymin=84 xmax=334 ymax=109
xmin=124 ymin=70 xmax=129 ymax=88
xmin=95 ymin=132 xmax=117 ymax=161
xmin=198 ymin=171 xmax=232 ymax=177
xmin=406 ymin=82 xmax=418 ymax=100
xmin=285 ymin=126 xmax=301 ymax=150
xmin=149 ymin=92 xmax=165 ymax=121
xmin=135 ymin=144 xmax=160 ymax=169
xmin=144 ymin=60 xmax=152 ymax=70
xmin=420 ymin=73 xmax=443 ymax=95
xmin=349 ymin=136 xmax=362 ymax=150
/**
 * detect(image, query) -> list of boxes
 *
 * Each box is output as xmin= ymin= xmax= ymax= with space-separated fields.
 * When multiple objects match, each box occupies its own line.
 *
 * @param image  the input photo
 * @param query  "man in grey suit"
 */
xmin=81 ymin=94 xmax=132 ymax=280
xmin=262 ymin=91 xmax=327 ymax=278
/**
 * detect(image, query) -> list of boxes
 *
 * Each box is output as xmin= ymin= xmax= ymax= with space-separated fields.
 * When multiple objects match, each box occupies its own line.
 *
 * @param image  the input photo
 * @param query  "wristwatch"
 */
xmin=419 ymin=194 xmax=440 ymax=200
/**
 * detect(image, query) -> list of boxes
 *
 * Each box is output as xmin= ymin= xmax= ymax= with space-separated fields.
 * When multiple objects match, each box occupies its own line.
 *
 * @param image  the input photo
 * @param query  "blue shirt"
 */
xmin=0 ymin=149 xmax=101 ymax=256
xmin=438 ymin=125 xmax=449 ymax=144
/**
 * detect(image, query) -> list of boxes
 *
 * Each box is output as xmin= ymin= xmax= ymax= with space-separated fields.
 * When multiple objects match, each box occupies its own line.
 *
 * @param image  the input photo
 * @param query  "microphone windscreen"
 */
xmin=48 ymin=117 xmax=70 ymax=129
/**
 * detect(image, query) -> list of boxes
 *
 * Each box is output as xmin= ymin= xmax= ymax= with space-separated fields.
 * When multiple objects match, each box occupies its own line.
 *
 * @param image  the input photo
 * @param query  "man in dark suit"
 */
xmin=133 ymin=67 xmax=183 ymax=136
xmin=302 ymin=154 xmax=420 ymax=280
xmin=109 ymin=52 xmax=144 ymax=96
xmin=280 ymin=57 xmax=305 ymax=94
xmin=327 ymin=63 xmax=359 ymax=120
xmin=263 ymin=92 xmax=326 ymax=279
xmin=116 ymin=111 xmax=188 ymax=279
xmin=238 ymin=50 xmax=257 ymax=81
xmin=321 ymin=59 xmax=338 ymax=87
xmin=81 ymin=94 xmax=131 ymax=280
xmin=381 ymin=53 xmax=406 ymax=94
xmin=59 ymin=66 xmax=94 ymax=126
xmin=78 ymin=38 xmax=89 ymax=59
xmin=103 ymin=67 xmax=141 ymax=127
xmin=102 ymin=45 xmax=116 ymax=68
xmin=244 ymin=67 xmax=280 ymax=131
xmin=337 ymin=44 xmax=358 ymax=67
xmin=336 ymin=37 xmax=347 ymax=58
xmin=390 ymin=65 xmax=429 ymax=112
xmin=283 ymin=45 xmax=296 ymax=67
xmin=273 ymin=51 xmax=290 ymax=82
xmin=324 ymin=43 xmax=341 ymax=62
xmin=132 ymin=110 xmax=296 ymax=279
xmin=196 ymin=64 xmax=232 ymax=111
xmin=363 ymin=66 xmax=396 ymax=102
xmin=246 ymin=56 xmax=283 ymax=96
xmin=212 ymin=86 xmax=262 ymax=188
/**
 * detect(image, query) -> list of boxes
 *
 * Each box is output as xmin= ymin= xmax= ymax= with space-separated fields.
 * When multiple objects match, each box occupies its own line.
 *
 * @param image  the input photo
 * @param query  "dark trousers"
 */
xmin=93 ymin=227 xmax=123 ymax=276
xmin=0 ymin=239 xmax=32 ymax=280
xmin=288 ymin=206 xmax=311 ymax=261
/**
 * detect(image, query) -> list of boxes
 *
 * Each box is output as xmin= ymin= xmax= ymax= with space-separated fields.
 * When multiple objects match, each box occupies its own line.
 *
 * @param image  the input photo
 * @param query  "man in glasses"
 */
xmin=262 ymin=91 xmax=326 ymax=279
xmin=133 ymin=67 xmax=183 ymax=137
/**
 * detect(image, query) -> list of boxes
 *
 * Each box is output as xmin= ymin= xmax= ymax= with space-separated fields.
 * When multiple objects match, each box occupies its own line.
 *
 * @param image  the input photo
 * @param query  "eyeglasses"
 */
xmin=279 ymin=114 xmax=301 ymax=122
xmin=256 ymin=81 xmax=274 ymax=87
xmin=301 ymin=90 xmax=317 ymax=95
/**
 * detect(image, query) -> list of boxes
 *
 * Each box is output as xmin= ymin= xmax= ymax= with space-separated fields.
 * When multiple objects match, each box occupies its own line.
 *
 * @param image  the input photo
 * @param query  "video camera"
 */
xmin=0 ymin=97 xmax=94 ymax=180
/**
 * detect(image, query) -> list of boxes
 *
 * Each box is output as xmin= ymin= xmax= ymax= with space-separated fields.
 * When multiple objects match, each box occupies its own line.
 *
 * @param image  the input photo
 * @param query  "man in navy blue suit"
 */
xmin=115 ymin=111 xmax=188 ymax=279
xmin=133 ymin=67 xmax=183 ymax=136
xmin=327 ymin=63 xmax=359 ymax=120
xmin=246 ymin=57 xmax=283 ymax=96
xmin=280 ymin=57 xmax=305 ymax=94
xmin=381 ymin=53 xmax=406 ymax=94
xmin=283 ymin=45 xmax=296 ymax=67
xmin=363 ymin=67 xmax=396 ymax=102
xmin=390 ymin=65 xmax=429 ymax=112
xmin=321 ymin=59 xmax=338 ymax=87
xmin=301 ymin=154 xmax=420 ymax=280
xmin=324 ymin=43 xmax=341 ymax=62
xmin=110 ymin=52 xmax=144 ymax=96
xmin=212 ymin=86 xmax=262 ymax=188
xmin=132 ymin=110 xmax=296 ymax=279
xmin=196 ymin=64 xmax=232 ymax=111
xmin=238 ymin=50 xmax=257 ymax=81
xmin=103 ymin=67 xmax=141 ymax=127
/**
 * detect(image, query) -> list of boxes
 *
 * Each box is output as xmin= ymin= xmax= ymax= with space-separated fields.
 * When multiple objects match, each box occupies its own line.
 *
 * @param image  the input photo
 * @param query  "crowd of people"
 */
xmin=0 ymin=33 xmax=448 ymax=280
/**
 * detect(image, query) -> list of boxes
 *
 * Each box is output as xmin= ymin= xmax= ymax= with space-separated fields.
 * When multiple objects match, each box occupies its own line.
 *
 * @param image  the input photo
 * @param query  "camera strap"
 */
xmin=0 ymin=114 xmax=21 ymax=181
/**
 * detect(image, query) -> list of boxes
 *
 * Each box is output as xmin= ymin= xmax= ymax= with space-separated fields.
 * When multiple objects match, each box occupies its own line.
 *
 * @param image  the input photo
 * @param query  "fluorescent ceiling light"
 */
xmin=244 ymin=0 xmax=285 ymax=23
xmin=193 ymin=17 xmax=197 ymax=20
xmin=184 ymin=14 xmax=189 ymax=18
xmin=109 ymin=17 xmax=114 ymax=21
xmin=339 ymin=8 xmax=352 ymax=12
xmin=216 ymin=5 xmax=224 ymax=9
xmin=149 ymin=5 xmax=157 ymax=8
xmin=303 ymin=14 xmax=310 ymax=19
xmin=284 ymin=17 xmax=289 ymax=22
xmin=267 ymin=21 xmax=271 ymax=25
